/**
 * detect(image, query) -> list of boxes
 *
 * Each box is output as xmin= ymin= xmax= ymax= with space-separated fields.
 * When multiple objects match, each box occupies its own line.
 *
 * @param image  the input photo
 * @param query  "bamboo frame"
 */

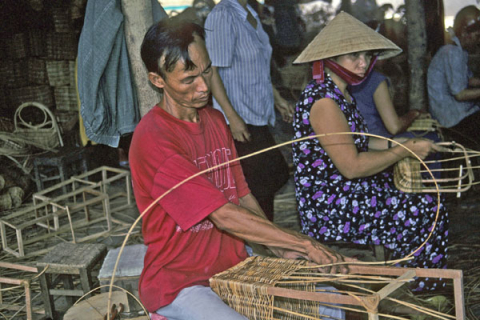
xmin=0 ymin=188 xmax=110 ymax=257
xmin=210 ymin=256 xmax=464 ymax=320
xmin=0 ymin=262 xmax=40 ymax=320
xmin=393 ymin=142 xmax=474 ymax=193
xmin=33 ymin=166 xmax=132 ymax=215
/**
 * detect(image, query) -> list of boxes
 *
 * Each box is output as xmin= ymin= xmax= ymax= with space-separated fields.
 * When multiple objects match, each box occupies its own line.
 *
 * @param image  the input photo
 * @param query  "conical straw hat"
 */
xmin=294 ymin=12 xmax=402 ymax=64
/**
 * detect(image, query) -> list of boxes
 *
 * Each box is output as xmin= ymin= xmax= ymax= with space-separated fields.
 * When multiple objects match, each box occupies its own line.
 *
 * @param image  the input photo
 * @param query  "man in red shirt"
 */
xmin=129 ymin=18 xmax=349 ymax=319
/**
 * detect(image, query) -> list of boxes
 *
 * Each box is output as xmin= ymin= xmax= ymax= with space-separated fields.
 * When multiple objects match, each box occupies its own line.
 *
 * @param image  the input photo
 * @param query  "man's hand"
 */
xmin=229 ymin=113 xmax=251 ymax=142
xmin=270 ymin=240 xmax=356 ymax=274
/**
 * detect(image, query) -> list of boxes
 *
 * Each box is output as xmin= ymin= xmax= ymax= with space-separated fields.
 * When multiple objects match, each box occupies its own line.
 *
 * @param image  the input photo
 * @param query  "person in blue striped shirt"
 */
xmin=205 ymin=0 xmax=294 ymax=222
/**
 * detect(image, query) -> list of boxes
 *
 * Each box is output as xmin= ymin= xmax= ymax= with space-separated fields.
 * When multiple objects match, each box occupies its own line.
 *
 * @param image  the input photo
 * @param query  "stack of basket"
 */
xmin=0 ymin=3 xmax=81 ymax=133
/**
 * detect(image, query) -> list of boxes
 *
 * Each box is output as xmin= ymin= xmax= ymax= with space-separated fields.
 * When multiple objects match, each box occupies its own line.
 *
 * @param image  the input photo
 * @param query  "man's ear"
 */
xmin=148 ymin=72 xmax=165 ymax=89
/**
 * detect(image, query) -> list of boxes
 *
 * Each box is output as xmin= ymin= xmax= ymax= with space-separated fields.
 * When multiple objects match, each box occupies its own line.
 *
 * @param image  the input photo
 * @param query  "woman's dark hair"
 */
xmin=141 ymin=18 xmax=205 ymax=79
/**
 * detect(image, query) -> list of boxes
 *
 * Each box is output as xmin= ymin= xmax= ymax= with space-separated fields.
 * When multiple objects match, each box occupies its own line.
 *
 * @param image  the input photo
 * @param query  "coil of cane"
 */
xmin=394 ymin=142 xmax=474 ymax=193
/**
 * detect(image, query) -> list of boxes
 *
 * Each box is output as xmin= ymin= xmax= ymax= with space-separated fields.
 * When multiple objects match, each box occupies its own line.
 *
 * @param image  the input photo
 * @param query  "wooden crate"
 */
xmin=1 ymin=188 xmax=111 ymax=258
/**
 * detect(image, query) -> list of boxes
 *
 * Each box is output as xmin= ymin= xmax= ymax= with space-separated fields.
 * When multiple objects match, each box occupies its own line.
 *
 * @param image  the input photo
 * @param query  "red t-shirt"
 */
xmin=129 ymin=105 xmax=250 ymax=312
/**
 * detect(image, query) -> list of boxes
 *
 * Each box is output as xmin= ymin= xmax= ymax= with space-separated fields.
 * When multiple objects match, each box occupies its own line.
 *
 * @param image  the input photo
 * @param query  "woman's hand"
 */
xmin=275 ymin=99 xmax=295 ymax=123
xmin=272 ymin=85 xmax=294 ymax=123
xmin=403 ymin=139 xmax=445 ymax=160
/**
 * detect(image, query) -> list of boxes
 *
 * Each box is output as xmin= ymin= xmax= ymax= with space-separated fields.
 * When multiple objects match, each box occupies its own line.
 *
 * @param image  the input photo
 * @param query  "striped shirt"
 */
xmin=205 ymin=0 xmax=275 ymax=126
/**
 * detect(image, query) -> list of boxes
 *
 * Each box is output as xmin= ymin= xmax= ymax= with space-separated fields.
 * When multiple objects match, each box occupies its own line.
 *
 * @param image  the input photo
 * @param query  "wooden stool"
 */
xmin=33 ymin=146 xmax=88 ymax=193
xmin=37 ymin=242 xmax=107 ymax=319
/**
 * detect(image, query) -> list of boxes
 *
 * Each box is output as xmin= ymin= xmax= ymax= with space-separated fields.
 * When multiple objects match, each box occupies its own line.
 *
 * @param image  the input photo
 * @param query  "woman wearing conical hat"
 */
xmin=292 ymin=12 xmax=449 ymax=292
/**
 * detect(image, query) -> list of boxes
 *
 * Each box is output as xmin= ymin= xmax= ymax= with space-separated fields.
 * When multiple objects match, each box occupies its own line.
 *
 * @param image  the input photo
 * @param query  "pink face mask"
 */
xmin=312 ymin=56 xmax=378 ymax=85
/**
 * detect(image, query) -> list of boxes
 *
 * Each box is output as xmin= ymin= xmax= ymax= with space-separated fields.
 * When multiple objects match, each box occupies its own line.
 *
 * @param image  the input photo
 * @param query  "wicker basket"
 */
xmin=13 ymin=102 xmax=63 ymax=150
xmin=393 ymin=142 xmax=474 ymax=193
xmin=6 ymin=33 xmax=28 ymax=59
xmin=210 ymin=256 xmax=466 ymax=319
xmin=406 ymin=116 xmax=443 ymax=139
xmin=55 ymin=110 xmax=78 ymax=132
xmin=28 ymin=30 xmax=46 ymax=57
xmin=46 ymin=60 xmax=74 ymax=87
xmin=46 ymin=33 xmax=78 ymax=60
xmin=52 ymin=7 xmax=73 ymax=33
xmin=210 ymin=256 xmax=329 ymax=320
xmin=9 ymin=85 xmax=55 ymax=108
xmin=0 ymin=117 xmax=14 ymax=133
xmin=28 ymin=58 xmax=48 ymax=85
xmin=54 ymin=86 xmax=77 ymax=111
xmin=1 ymin=60 xmax=29 ymax=88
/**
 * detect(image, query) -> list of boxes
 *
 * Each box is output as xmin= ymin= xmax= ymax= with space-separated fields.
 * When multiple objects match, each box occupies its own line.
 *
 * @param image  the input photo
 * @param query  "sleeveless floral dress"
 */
xmin=292 ymin=76 xmax=449 ymax=291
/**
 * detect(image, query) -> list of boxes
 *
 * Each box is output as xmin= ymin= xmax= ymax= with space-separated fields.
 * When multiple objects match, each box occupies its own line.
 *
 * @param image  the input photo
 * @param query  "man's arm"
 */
xmin=211 ymin=66 xmax=251 ymax=142
xmin=455 ymin=87 xmax=480 ymax=101
xmin=209 ymin=194 xmax=352 ymax=273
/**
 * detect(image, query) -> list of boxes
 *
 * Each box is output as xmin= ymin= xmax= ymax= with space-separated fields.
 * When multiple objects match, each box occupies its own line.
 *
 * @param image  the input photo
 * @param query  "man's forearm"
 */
xmin=455 ymin=87 xmax=480 ymax=101
xmin=210 ymin=201 xmax=312 ymax=254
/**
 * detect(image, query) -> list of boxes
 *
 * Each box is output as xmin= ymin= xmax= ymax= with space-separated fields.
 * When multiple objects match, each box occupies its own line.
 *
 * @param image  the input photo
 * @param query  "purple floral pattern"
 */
xmin=292 ymin=77 xmax=449 ymax=291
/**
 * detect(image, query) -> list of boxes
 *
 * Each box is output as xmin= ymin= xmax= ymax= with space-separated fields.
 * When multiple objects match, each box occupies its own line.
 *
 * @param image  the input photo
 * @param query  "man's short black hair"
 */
xmin=454 ymin=5 xmax=480 ymax=36
xmin=141 ymin=18 xmax=205 ymax=79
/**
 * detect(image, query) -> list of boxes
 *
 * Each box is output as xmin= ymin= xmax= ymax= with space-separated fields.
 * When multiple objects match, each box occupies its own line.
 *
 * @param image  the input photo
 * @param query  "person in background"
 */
xmin=350 ymin=70 xmax=421 ymax=138
xmin=427 ymin=5 xmax=480 ymax=150
xmin=130 ymin=18 xmax=349 ymax=320
xmin=205 ymin=0 xmax=294 ymax=221
xmin=292 ymin=12 xmax=449 ymax=293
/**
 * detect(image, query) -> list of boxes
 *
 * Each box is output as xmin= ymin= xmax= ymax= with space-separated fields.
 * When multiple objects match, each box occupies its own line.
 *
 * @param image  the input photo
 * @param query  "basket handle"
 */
xmin=14 ymin=102 xmax=64 ymax=147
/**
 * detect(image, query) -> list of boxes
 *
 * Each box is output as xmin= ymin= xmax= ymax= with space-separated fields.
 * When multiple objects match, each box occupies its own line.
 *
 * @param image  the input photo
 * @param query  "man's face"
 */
xmin=459 ymin=14 xmax=480 ymax=53
xmin=151 ymin=35 xmax=212 ymax=112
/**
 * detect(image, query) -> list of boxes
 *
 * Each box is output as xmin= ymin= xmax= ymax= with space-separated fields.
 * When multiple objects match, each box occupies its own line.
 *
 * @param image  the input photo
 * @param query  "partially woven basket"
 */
xmin=210 ymin=256 xmax=330 ymax=320
xmin=406 ymin=115 xmax=443 ymax=139
xmin=13 ymin=102 xmax=63 ymax=151
xmin=393 ymin=142 xmax=474 ymax=193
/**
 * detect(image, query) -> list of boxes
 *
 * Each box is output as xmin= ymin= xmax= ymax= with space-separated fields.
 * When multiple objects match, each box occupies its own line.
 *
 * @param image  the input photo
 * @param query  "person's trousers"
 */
xmin=233 ymin=125 xmax=289 ymax=221
xmin=153 ymin=285 xmax=345 ymax=320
